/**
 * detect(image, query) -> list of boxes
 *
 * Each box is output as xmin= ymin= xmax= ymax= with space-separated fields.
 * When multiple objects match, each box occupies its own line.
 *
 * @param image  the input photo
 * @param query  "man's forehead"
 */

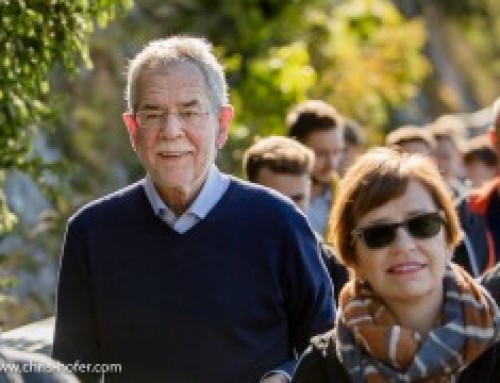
xmin=306 ymin=128 xmax=344 ymax=144
xmin=138 ymin=66 xmax=208 ymax=104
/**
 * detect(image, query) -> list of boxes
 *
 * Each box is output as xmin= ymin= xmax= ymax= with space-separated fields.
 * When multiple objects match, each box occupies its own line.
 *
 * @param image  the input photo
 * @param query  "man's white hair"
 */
xmin=125 ymin=36 xmax=229 ymax=113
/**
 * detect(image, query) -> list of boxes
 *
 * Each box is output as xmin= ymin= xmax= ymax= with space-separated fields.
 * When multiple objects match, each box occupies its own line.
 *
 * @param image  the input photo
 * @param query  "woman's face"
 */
xmin=352 ymin=180 xmax=452 ymax=308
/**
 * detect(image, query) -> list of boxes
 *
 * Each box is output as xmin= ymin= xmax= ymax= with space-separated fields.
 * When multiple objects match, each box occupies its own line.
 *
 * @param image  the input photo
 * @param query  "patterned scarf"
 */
xmin=336 ymin=263 xmax=500 ymax=383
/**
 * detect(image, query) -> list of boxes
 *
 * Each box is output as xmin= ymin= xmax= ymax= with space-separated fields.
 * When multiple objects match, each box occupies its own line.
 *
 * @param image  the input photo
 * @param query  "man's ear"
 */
xmin=123 ymin=112 xmax=138 ymax=151
xmin=216 ymin=105 xmax=234 ymax=149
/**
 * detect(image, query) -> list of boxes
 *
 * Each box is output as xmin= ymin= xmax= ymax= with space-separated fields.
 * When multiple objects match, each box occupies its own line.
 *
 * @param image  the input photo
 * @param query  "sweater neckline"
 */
xmin=140 ymin=177 xmax=240 ymax=238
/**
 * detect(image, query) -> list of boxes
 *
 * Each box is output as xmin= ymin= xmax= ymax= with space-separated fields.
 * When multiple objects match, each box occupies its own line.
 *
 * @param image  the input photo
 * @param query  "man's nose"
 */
xmin=159 ymin=114 xmax=184 ymax=138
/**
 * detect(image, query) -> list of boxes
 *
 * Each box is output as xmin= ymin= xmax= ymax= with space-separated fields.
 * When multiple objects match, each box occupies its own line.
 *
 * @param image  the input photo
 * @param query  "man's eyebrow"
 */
xmin=179 ymin=100 xmax=202 ymax=108
xmin=140 ymin=104 xmax=161 ymax=111
xmin=139 ymin=100 xmax=202 ymax=111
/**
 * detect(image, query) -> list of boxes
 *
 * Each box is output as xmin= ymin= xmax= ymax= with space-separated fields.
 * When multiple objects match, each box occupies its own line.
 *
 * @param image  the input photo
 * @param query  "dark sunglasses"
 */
xmin=352 ymin=212 xmax=446 ymax=249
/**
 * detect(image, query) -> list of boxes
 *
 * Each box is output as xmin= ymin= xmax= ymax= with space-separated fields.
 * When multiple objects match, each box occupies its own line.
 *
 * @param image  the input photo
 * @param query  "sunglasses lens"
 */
xmin=407 ymin=213 xmax=443 ymax=238
xmin=357 ymin=212 xmax=444 ymax=249
xmin=361 ymin=225 xmax=397 ymax=249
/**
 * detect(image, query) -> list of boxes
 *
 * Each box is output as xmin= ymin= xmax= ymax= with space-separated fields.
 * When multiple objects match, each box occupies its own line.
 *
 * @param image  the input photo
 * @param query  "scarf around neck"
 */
xmin=336 ymin=263 xmax=500 ymax=383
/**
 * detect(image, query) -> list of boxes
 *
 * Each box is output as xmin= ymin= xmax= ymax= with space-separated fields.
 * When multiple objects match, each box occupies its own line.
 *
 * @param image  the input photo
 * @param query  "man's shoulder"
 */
xmin=70 ymin=180 xmax=145 ymax=224
xmin=226 ymin=177 xmax=309 ymax=224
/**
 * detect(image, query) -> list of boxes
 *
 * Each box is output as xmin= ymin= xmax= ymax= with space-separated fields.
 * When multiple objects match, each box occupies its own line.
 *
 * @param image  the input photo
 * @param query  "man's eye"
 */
xmin=146 ymin=113 xmax=163 ymax=120
xmin=180 ymin=110 xmax=198 ymax=118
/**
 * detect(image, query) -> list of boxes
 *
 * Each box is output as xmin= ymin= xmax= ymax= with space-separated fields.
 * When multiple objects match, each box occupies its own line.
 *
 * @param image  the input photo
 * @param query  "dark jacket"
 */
xmin=317 ymin=236 xmax=348 ymax=305
xmin=292 ymin=333 xmax=500 ymax=383
xmin=453 ymin=196 xmax=490 ymax=277
xmin=468 ymin=178 xmax=500 ymax=272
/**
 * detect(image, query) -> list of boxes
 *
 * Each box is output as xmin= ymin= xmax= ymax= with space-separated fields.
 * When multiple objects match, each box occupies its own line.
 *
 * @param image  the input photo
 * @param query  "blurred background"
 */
xmin=0 ymin=0 xmax=499 ymax=329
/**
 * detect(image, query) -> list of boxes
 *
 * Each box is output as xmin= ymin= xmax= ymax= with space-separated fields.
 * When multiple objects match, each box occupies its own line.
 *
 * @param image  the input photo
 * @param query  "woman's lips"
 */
xmin=387 ymin=262 xmax=426 ymax=274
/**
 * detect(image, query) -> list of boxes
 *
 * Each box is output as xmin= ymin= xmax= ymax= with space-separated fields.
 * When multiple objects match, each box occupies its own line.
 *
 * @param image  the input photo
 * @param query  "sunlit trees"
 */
xmin=0 ymin=0 xmax=132 ymax=234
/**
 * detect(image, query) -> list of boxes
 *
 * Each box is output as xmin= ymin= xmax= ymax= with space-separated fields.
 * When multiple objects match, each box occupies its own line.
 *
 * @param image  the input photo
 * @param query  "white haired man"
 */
xmin=52 ymin=36 xmax=334 ymax=383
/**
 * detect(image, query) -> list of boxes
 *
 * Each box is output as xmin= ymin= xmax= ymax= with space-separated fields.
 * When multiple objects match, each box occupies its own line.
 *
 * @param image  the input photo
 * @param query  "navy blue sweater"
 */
xmin=53 ymin=178 xmax=334 ymax=382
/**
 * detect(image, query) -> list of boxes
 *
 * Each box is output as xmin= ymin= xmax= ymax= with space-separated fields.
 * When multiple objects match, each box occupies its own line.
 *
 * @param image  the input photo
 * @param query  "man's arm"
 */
xmin=261 ymin=213 xmax=335 ymax=381
xmin=283 ymin=216 xmax=336 ymax=353
xmin=52 ymin=218 xmax=102 ymax=383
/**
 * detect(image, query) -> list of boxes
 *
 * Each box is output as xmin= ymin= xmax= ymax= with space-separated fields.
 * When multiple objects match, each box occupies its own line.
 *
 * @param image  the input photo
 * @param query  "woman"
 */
xmin=293 ymin=147 xmax=500 ymax=382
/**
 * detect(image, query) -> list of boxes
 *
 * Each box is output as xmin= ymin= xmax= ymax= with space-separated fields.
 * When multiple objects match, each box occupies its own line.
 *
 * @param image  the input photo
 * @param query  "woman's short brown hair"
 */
xmin=328 ymin=147 xmax=462 ymax=268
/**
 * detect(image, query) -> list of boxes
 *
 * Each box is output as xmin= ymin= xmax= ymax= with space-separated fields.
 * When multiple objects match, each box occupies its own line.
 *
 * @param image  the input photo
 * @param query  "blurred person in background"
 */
xmin=385 ymin=124 xmax=436 ymax=157
xmin=293 ymin=148 xmax=500 ymax=383
xmin=243 ymin=135 xmax=348 ymax=304
xmin=337 ymin=118 xmax=365 ymax=176
xmin=429 ymin=114 xmax=468 ymax=202
xmin=429 ymin=115 xmax=490 ymax=277
xmin=469 ymin=97 xmax=500 ymax=272
xmin=464 ymin=134 xmax=498 ymax=188
xmin=243 ymin=136 xmax=313 ymax=212
xmin=287 ymin=100 xmax=345 ymax=237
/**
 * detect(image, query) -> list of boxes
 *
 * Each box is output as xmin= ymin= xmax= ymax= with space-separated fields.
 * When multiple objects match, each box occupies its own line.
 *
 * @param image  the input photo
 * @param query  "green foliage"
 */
xmin=217 ymin=0 xmax=430 ymax=169
xmin=0 ymin=0 xmax=132 ymax=234
xmin=118 ymin=0 xmax=430 ymax=172
xmin=0 ymin=0 xmax=131 ymax=319
xmin=435 ymin=0 xmax=500 ymax=105
xmin=310 ymin=0 xmax=430 ymax=137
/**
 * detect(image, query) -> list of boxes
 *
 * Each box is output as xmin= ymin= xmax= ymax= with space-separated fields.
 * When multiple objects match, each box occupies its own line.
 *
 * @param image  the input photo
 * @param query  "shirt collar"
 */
xmin=142 ymin=164 xmax=229 ymax=220
xmin=189 ymin=164 xmax=228 ymax=219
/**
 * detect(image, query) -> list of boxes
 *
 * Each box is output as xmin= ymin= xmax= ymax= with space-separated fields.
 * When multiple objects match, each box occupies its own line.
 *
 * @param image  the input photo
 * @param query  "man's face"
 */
xmin=256 ymin=167 xmax=311 ymax=212
xmin=303 ymin=129 xmax=344 ymax=185
xmin=434 ymin=137 xmax=463 ymax=180
xmin=464 ymin=160 xmax=498 ymax=188
xmin=124 ymin=62 xmax=232 ymax=206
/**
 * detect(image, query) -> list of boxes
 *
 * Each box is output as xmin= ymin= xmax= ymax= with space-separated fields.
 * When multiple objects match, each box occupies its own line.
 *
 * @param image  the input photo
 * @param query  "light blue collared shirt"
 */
xmin=142 ymin=165 xmax=230 ymax=234
xmin=307 ymin=188 xmax=332 ymax=237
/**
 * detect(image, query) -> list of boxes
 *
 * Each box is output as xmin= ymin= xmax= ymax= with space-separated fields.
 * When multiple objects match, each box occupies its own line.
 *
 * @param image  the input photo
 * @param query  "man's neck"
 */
xmin=160 ymin=188 xmax=194 ymax=217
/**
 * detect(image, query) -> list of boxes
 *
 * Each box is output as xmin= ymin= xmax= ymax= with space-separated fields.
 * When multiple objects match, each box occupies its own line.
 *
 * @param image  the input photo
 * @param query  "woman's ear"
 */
xmin=123 ymin=112 xmax=139 ymax=151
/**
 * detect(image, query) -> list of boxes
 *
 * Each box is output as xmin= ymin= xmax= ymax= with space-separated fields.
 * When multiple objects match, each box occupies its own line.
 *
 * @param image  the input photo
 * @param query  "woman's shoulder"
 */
xmin=292 ymin=331 xmax=351 ymax=383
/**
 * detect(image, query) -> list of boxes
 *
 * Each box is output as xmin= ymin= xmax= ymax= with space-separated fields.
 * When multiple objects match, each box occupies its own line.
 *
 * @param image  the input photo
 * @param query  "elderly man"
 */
xmin=52 ymin=36 xmax=334 ymax=383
